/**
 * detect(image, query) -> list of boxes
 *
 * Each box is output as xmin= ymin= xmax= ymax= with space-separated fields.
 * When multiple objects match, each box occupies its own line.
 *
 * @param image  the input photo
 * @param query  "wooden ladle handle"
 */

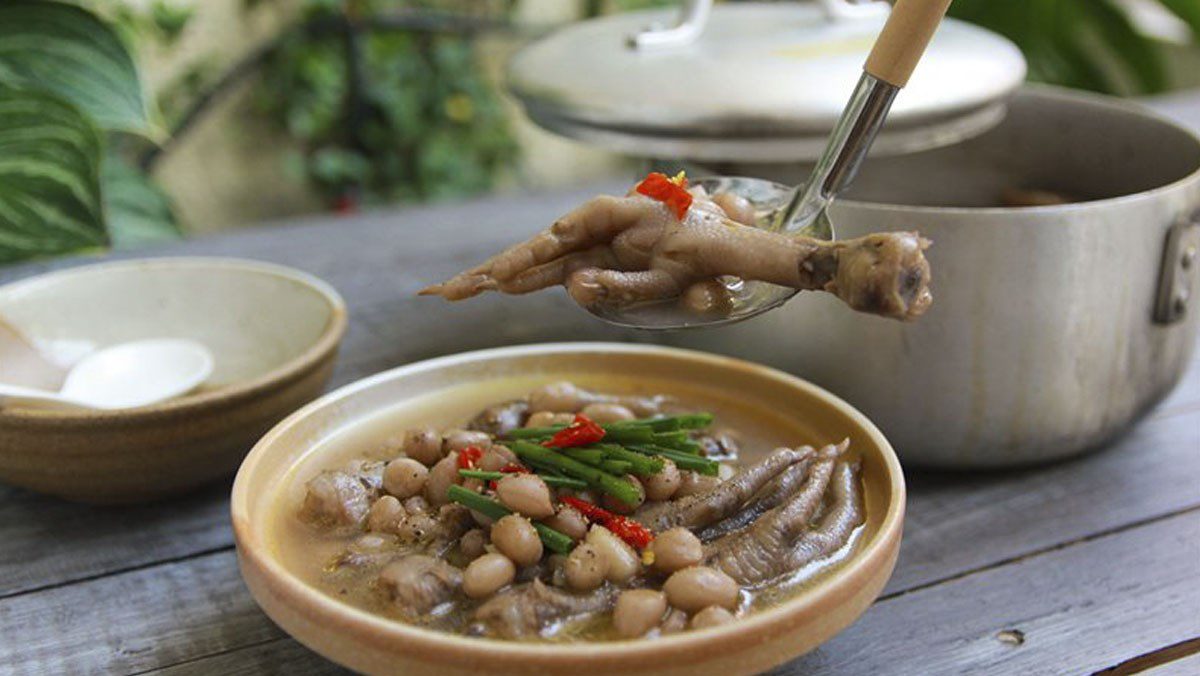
xmin=864 ymin=0 xmax=954 ymax=87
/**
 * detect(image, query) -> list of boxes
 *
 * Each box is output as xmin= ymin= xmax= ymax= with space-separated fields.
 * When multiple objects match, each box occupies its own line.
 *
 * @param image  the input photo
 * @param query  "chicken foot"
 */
xmin=633 ymin=446 xmax=813 ymax=532
xmin=782 ymin=460 xmax=863 ymax=571
xmin=470 ymin=580 xmax=617 ymax=639
xmin=704 ymin=443 xmax=860 ymax=587
xmin=421 ymin=191 xmax=932 ymax=321
xmin=697 ymin=449 xmax=817 ymax=542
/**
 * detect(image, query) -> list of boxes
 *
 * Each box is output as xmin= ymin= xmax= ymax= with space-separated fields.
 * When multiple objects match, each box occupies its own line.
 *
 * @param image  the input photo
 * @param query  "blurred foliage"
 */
xmin=584 ymin=0 xmax=674 ymax=13
xmin=82 ymin=0 xmax=222 ymax=126
xmin=102 ymin=150 xmax=183 ymax=249
xmin=157 ymin=59 xmax=221 ymax=125
xmin=88 ymin=0 xmax=197 ymax=49
xmin=251 ymin=0 xmax=519 ymax=208
xmin=0 ymin=1 xmax=178 ymax=263
xmin=949 ymin=0 xmax=1200 ymax=95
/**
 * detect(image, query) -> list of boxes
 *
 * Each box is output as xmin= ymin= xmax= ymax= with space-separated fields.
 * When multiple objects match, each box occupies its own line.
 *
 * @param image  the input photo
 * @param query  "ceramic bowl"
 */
xmin=232 ymin=343 xmax=905 ymax=676
xmin=0 ymin=257 xmax=346 ymax=503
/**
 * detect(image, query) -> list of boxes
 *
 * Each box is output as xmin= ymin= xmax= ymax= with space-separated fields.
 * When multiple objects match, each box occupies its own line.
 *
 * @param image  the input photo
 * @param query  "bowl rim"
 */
xmin=231 ymin=342 xmax=905 ymax=665
xmin=0 ymin=256 xmax=347 ymax=425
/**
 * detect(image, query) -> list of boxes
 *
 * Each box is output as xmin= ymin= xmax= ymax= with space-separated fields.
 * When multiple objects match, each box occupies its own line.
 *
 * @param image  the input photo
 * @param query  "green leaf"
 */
xmin=0 ymin=1 xmax=154 ymax=134
xmin=1157 ymin=0 xmax=1200 ymax=40
xmin=1045 ymin=1 xmax=1118 ymax=93
xmin=101 ymin=153 xmax=180 ymax=249
xmin=0 ymin=85 xmax=108 ymax=263
xmin=1043 ymin=36 xmax=1115 ymax=93
xmin=949 ymin=0 xmax=1175 ymax=95
xmin=1081 ymin=0 xmax=1168 ymax=94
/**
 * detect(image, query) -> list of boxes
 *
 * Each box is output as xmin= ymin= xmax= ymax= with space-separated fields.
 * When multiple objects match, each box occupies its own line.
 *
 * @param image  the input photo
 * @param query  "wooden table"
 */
xmin=3 ymin=104 xmax=1200 ymax=676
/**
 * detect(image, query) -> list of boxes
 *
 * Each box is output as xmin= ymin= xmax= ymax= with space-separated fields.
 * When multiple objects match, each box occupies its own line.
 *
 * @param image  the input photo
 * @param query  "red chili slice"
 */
xmin=457 ymin=446 xmax=484 ymax=470
xmin=488 ymin=463 xmax=529 ymax=489
xmin=561 ymin=495 xmax=607 ymax=520
xmin=607 ymin=518 xmax=655 ymax=550
xmin=561 ymin=496 xmax=655 ymax=549
xmin=635 ymin=171 xmax=693 ymax=220
xmin=543 ymin=413 xmax=606 ymax=449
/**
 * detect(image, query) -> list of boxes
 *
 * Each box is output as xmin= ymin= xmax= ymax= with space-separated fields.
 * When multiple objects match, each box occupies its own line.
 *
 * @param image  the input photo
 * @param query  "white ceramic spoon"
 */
xmin=0 ymin=339 xmax=214 ymax=411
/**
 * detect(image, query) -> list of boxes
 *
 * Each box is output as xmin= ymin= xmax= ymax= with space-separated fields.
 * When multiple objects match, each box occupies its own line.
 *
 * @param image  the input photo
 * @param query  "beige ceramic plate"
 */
xmin=0 ymin=257 xmax=346 ymax=503
xmin=232 ymin=343 xmax=905 ymax=676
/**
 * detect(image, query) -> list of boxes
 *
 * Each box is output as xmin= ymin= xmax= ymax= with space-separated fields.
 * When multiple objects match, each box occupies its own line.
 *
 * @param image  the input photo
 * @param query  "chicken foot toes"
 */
xmin=705 ymin=440 xmax=861 ymax=587
xmin=633 ymin=446 xmax=813 ymax=533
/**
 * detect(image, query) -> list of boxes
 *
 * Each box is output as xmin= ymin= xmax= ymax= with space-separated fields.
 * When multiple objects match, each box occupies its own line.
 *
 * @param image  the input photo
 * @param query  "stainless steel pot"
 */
xmin=665 ymin=86 xmax=1200 ymax=467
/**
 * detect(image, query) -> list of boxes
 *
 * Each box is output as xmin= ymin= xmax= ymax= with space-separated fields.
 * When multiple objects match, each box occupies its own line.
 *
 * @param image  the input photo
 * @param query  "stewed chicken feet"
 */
xmin=471 ymin=579 xmax=617 ymax=639
xmin=291 ymin=384 xmax=871 ymax=642
xmin=421 ymin=188 xmax=932 ymax=321
xmin=633 ymin=446 xmax=813 ymax=532
xmin=705 ymin=442 xmax=862 ymax=587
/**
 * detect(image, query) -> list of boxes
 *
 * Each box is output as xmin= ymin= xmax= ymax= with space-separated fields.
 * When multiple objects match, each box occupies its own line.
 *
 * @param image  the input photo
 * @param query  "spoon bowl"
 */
xmin=0 ymin=338 xmax=214 ymax=410
xmin=60 ymin=338 xmax=214 ymax=409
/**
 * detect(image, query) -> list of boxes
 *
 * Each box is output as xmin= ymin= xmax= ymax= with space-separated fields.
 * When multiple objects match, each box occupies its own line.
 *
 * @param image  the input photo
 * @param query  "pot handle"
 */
xmin=864 ymin=0 xmax=954 ymax=87
xmin=1154 ymin=210 xmax=1200 ymax=324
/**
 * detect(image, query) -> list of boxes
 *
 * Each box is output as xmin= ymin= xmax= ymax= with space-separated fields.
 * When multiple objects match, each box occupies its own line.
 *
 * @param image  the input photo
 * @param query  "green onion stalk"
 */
xmin=509 ymin=440 xmax=644 ymax=506
xmin=446 ymin=485 xmax=574 ymax=554
xmin=627 ymin=444 xmax=719 ymax=476
xmin=456 ymin=469 xmax=588 ymax=490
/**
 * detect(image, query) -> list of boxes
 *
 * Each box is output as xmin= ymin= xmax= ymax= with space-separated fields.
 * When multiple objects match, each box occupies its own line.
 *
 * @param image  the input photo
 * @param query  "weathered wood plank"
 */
xmin=886 ymin=401 xmax=1200 ymax=594
xmin=0 ymin=481 xmax=231 ymax=598
xmin=0 ymin=550 xmax=281 ymax=675
xmin=8 ymin=502 xmax=1192 ymax=675
xmin=1143 ymin=649 xmax=1200 ymax=676
xmin=149 ymin=621 xmax=1200 ymax=676
xmin=146 ymin=639 xmax=347 ymax=676
xmin=1152 ymin=347 xmax=1200 ymax=419
xmin=1096 ymin=636 xmax=1200 ymax=676
xmin=775 ymin=508 xmax=1200 ymax=675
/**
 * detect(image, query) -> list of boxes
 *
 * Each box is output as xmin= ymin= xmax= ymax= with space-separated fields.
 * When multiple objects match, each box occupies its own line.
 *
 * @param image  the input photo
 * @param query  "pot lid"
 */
xmin=508 ymin=1 xmax=1027 ymax=162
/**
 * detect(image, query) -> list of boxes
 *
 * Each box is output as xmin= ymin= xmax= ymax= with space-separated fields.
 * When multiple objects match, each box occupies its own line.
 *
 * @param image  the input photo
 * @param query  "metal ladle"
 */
xmin=590 ymin=0 xmax=954 ymax=330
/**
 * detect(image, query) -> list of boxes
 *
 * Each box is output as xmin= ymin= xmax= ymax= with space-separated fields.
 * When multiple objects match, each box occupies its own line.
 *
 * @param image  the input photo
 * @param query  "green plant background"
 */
xmin=949 ymin=0 xmax=1200 ymax=94
xmin=252 ymin=0 xmax=519 ymax=207
xmin=0 ymin=1 xmax=182 ymax=263
xmin=0 ymin=0 xmax=1198 ymax=263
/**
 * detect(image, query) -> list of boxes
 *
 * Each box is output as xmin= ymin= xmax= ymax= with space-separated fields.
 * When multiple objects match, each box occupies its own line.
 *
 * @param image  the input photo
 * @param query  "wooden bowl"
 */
xmin=0 ymin=258 xmax=346 ymax=503
xmin=232 ymin=343 xmax=905 ymax=676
